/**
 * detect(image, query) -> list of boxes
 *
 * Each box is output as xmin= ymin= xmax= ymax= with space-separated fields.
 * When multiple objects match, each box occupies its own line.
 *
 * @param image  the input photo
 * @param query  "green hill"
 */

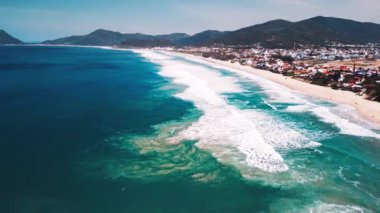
xmin=177 ymin=30 xmax=229 ymax=46
xmin=41 ymin=16 xmax=380 ymax=48
xmin=43 ymin=29 xmax=189 ymax=47
xmin=216 ymin=16 xmax=380 ymax=48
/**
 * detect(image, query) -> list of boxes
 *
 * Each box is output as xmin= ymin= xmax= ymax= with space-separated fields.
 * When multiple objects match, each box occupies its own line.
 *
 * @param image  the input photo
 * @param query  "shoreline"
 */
xmin=168 ymin=51 xmax=380 ymax=126
xmin=11 ymin=45 xmax=380 ymax=126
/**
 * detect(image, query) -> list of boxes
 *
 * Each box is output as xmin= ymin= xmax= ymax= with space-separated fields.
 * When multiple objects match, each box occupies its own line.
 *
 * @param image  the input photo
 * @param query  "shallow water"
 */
xmin=0 ymin=46 xmax=379 ymax=212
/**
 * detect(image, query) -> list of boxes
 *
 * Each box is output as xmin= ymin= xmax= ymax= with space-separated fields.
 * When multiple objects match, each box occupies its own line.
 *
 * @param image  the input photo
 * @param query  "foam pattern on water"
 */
xmin=307 ymin=202 xmax=369 ymax=213
xmin=286 ymin=104 xmax=380 ymax=139
xmin=133 ymin=50 xmax=325 ymax=173
xmin=81 ymin=115 xmax=230 ymax=183
xmin=169 ymin=52 xmax=380 ymax=139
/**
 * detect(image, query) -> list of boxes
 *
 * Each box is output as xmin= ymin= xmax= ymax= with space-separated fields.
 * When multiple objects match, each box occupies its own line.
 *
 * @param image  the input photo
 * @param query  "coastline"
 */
xmin=168 ymin=51 xmax=380 ymax=126
xmin=18 ymin=45 xmax=380 ymax=126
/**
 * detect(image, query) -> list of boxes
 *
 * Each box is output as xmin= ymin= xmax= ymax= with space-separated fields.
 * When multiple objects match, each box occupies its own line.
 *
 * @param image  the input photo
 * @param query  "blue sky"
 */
xmin=1 ymin=0 xmax=379 ymax=42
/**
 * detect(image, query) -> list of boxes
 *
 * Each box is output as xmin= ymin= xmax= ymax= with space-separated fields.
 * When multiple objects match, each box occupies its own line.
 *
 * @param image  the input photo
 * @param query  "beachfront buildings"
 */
xmin=174 ymin=44 xmax=380 ymax=101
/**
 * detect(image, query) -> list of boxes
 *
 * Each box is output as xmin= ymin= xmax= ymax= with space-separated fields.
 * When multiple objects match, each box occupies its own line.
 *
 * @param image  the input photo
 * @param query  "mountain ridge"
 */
xmin=216 ymin=16 xmax=380 ymax=48
xmin=41 ymin=16 xmax=380 ymax=48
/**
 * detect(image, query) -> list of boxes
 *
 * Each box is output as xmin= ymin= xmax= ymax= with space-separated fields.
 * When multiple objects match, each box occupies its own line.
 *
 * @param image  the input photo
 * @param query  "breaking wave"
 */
xmin=133 ymin=50 xmax=322 ymax=174
xmin=286 ymin=104 xmax=380 ymax=139
xmin=168 ymin=52 xmax=380 ymax=139
xmin=307 ymin=202 xmax=368 ymax=213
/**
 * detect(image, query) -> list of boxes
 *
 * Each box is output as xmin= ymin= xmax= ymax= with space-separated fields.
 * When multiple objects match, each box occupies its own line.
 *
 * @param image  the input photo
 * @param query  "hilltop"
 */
xmin=42 ymin=16 xmax=380 ymax=48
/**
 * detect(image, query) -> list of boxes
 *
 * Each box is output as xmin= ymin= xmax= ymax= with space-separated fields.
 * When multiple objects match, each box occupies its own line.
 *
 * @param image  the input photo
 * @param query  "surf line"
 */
xmin=133 ymin=50 xmax=291 ymax=173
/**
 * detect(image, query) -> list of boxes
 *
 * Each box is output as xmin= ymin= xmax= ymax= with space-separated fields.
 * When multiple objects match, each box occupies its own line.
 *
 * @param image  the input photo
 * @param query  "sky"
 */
xmin=1 ymin=0 xmax=379 ymax=42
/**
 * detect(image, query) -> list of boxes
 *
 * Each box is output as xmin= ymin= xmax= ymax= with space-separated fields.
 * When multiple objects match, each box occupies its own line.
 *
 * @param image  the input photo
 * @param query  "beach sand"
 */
xmin=169 ymin=51 xmax=380 ymax=125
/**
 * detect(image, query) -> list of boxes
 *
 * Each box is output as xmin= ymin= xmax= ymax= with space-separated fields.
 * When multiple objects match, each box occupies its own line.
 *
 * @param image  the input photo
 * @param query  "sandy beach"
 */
xmin=168 ymin=51 xmax=380 ymax=125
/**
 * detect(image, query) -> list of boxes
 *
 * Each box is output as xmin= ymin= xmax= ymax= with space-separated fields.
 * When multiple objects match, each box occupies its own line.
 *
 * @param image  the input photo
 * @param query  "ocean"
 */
xmin=0 ymin=46 xmax=379 ymax=212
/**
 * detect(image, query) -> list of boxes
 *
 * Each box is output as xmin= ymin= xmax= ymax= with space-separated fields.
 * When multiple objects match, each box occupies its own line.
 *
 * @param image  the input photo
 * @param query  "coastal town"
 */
xmin=173 ymin=43 xmax=380 ymax=102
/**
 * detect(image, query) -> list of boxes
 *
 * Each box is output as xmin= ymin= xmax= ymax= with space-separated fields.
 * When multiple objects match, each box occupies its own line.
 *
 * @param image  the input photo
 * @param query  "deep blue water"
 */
xmin=0 ymin=46 xmax=193 ymax=212
xmin=0 ymin=46 xmax=379 ymax=213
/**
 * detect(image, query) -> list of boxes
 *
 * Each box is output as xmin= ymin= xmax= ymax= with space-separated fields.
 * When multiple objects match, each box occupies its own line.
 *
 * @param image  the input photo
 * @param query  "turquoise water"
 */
xmin=0 ymin=46 xmax=379 ymax=212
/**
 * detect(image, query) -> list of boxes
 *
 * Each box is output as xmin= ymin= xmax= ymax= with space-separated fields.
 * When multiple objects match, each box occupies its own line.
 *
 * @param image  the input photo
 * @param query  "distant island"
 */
xmin=40 ymin=16 xmax=380 ymax=48
xmin=0 ymin=30 xmax=23 ymax=45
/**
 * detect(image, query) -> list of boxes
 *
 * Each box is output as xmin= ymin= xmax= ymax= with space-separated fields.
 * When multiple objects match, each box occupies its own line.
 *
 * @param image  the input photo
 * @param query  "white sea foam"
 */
xmin=134 ymin=49 xmax=380 ymax=175
xmin=263 ymin=100 xmax=278 ymax=110
xmin=164 ymin=51 xmax=380 ymax=139
xmin=176 ymin=106 xmax=289 ymax=173
xmin=135 ymin=50 xmax=293 ymax=173
xmin=257 ymin=81 xmax=380 ymax=139
xmin=286 ymin=104 xmax=380 ymax=139
xmin=133 ymin=50 xmax=331 ymax=174
xmin=308 ymin=202 xmax=368 ymax=213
